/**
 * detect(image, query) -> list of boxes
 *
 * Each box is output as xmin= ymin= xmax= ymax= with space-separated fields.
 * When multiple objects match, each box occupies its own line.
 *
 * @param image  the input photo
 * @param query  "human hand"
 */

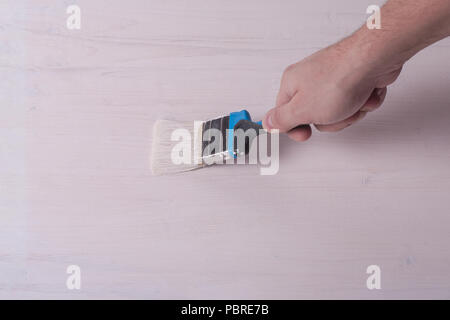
xmin=263 ymin=0 xmax=450 ymax=142
xmin=262 ymin=32 xmax=402 ymax=141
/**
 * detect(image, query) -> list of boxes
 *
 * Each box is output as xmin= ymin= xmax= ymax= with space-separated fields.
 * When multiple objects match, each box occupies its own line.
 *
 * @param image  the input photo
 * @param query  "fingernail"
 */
xmin=375 ymin=88 xmax=384 ymax=98
xmin=265 ymin=112 xmax=274 ymax=130
xmin=359 ymin=111 xmax=367 ymax=119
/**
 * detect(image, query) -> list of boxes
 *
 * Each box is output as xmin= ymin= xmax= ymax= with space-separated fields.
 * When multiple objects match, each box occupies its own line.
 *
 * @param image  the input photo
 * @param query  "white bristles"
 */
xmin=151 ymin=119 xmax=204 ymax=175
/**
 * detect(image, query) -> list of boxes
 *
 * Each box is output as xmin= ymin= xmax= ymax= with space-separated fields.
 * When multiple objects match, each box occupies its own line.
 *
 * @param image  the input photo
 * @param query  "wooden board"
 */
xmin=1 ymin=0 xmax=450 ymax=299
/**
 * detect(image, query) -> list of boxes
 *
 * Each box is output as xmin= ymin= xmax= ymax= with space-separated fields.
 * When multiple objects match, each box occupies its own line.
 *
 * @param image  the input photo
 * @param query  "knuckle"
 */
xmin=283 ymin=64 xmax=296 ymax=77
xmin=291 ymin=102 xmax=304 ymax=119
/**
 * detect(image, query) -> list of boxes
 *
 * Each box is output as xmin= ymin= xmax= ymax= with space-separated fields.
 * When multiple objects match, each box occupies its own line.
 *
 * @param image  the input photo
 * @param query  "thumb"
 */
xmin=263 ymin=94 xmax=311 ymax=133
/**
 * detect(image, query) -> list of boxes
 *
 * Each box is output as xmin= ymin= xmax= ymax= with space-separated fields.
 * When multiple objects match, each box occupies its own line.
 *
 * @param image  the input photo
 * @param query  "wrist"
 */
xmin=327 ymin=27 xmax=407 ymax=89
xmin=350 ymin=27 xmax=406 ymax=73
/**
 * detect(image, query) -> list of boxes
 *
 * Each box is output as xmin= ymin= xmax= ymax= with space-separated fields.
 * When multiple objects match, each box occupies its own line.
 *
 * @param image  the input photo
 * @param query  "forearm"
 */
xmin=350 ymin=0 xmax=450 ymax=73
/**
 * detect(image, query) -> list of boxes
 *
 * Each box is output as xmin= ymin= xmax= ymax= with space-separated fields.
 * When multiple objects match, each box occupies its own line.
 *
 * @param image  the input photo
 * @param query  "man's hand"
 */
xmin=263 ymin=0 xmax=450 ymax=141
xmin=263 ymin=36 xmax=398 ymax=141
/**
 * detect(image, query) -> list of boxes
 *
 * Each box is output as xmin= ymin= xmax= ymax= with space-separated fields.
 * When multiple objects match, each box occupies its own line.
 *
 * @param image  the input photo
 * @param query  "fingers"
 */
xmin=314 ymin=87 xmax=385 ymax=133
xmin=275 ymin=85 xmax=292 ymax=108
xmin=263 ymin=94 xmax=311 ymax=133
xmin=287 ymin=125 xmax=312 ymax=142
xmin=266 ymin=84 xmax=387 ymax=140
xmin=315 ymin=111 xmax=367 ymax=132
xmin=272 ymin=76 xmax=312 ymax=141
xmin=361 ymin=87 xmax=387 ymax=112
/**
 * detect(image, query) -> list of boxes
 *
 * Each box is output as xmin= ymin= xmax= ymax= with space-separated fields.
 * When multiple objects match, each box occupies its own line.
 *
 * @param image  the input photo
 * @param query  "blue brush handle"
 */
xmin=228 ymin=110 xmax=263 ymax=158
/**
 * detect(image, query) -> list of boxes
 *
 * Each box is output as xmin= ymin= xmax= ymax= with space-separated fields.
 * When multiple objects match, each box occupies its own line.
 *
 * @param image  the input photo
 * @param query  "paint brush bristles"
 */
xmin=151 ymin=113 xmax=263 ymax=175
xmin=151 ymin=119 xmax=204 ymax=175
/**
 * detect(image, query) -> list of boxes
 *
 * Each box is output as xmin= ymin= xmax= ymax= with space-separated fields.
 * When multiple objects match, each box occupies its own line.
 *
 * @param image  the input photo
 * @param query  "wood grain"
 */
xmin=1 ymin=0 xmax=450 ymax=299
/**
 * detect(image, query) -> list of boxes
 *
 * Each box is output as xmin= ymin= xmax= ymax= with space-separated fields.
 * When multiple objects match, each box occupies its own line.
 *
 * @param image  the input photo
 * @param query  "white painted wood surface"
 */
xmin=1 ymin=0 xmax=450 ymax=299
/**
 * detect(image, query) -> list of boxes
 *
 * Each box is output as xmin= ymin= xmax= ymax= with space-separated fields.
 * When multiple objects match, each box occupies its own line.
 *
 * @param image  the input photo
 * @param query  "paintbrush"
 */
xmin=151 ymin=110 xmax=265 ymax=175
